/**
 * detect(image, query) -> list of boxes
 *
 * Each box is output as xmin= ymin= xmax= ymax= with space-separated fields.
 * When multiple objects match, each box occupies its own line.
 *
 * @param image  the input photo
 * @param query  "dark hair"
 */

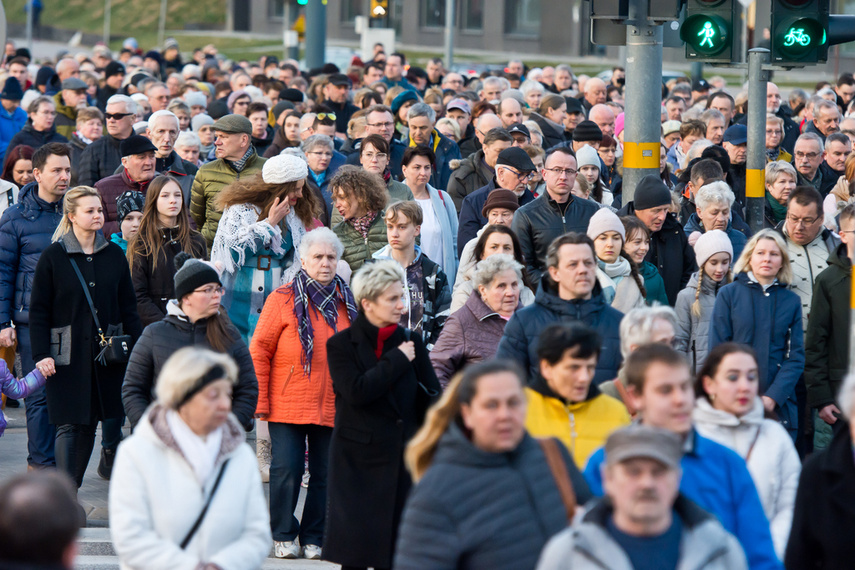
xmin=483 ymin=127 xmax=513 ymax=146
xmin=787 ymin=185 xmax=823 ymax=216
xmin=2 ymin=144 xmax=34 ymax=184
xmin=473 ymin=225 xmax=533 ymax=289
xmin=694 ymin=342 xmax=758 ymax=402
xmin=537 ymin=323 xmax=601 ymax=364
xmin=545 ymin=232 xmax=595 ymax=270
xmin=389 ymin=52 xmax=407 ymax=65
xmin=545 ymin=146 xmax=576 ymax=163
xmin=0 ymin=471 xmax=81 ymax=565
xmin=31 ymin=142 xmax=71 ymax=171
xmin=690 ymin=158 xmax=724 ymax=187
xmin=621 ymin=215 xmax=650 ymax=243
xmin=402 ymin=145 xmax=436 ymax=168
xmin=246 ymin=101 xmax=268 ymax=117
xmin=706 ymin=91 xmax=735 ymax=109
xmin=827 ymin=132 xmax=851 ymax=147
xmin=838 ymin=73 xmax=855 ymax=87
xmin=840 ymin=202 xmax=855 ymax=227
xmin=624 ymin=344 xmax=689 ymax=394
xmin=360 ymin=133 xmax=389 ymax=156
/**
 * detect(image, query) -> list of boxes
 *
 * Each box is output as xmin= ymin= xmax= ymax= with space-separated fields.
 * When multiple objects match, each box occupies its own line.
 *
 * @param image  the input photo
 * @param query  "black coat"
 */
xmin=446 ymin=149 xmax=493 ymax=212
xmin=29 ymin=232 xmax=142 ymax=425
xmin=785 ymin=422 xmax=855 ymax=569
xmin=4 ymin=123 xmax=67 ymax=164
xmin=324 ymin=314 xmax=440 ymax=568
xmin=78 ymin=132 xmax=124 ymax=187
xmin=130 ymin=228 xmax=208 ymax=327
xmin=529 ymin=112 xmax=567 ymax=150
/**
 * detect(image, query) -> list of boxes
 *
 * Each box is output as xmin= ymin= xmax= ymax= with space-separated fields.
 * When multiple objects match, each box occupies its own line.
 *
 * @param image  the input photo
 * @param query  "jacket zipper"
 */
xmin=280 ymin=365 xmax=295 ymax=395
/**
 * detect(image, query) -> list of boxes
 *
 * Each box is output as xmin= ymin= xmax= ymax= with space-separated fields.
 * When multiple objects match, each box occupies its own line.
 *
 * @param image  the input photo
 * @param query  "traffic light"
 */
xmin=370 ymin=0 xmax=388 ymax=18
xmin=771 ymin=0 xmax=828 ymax=64
xmin=680 ymin=0 xmax=739 ymax=62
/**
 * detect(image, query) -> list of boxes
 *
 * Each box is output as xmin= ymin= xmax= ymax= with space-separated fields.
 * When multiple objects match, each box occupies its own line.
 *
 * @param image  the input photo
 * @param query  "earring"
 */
xmin=710 ymin=393 xmax=716 ymax=403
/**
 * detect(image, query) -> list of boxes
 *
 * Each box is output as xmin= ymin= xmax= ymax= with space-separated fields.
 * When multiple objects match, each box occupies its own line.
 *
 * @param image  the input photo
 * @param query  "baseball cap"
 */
xmin=723 ymin=124 xmax=748 ymax=145
xmin=446 ymin=98 xmax=471 ymax=114
xmin=605 ymin=425 xmax=683 ymax=469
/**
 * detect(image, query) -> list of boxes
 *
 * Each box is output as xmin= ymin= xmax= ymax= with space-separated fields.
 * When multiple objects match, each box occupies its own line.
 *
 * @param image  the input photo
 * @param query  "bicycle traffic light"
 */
xmin=680 ymin=0 xmax=739 ymax=63
xmin=370 ymin=0 xmax=388 ymax=18
xmin=771 ymin=0 xmax=829 ymax=64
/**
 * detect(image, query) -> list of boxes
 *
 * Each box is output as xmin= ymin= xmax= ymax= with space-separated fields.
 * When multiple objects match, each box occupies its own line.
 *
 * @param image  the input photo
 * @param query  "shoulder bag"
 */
xmin=180 ymin=459 xmax=230 ymax=549
xmin=538 ymin=437 xmax=578 ymax=522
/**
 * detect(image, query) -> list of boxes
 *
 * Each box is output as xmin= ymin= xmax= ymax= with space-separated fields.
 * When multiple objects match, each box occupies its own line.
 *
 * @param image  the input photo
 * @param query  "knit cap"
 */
xmin=262 ymin=153 xmax=308 ymax=184
xmin=576 ymin=145 xmax=601 ymax=171
xmin=191 ymin=113 xmax=214 ymax=133
xmin=173 ymin=252 xmax=222 ymax=300
xmin=694 ymin=229 xmax=733 ymax=268
xmin=183 ymin=91 xmax=207 ymax=109
xmin=572 ymin=120 xmax=603 ymax=143
xmin=391 ymin=89 xmax=419 ymax=114
xmin=116 ymin=190 xmax=145 ymax=223
xmin=587 ymin=208 xmax=626 ymax=241
xmin=633 ymin=174 xmax=672 ymax=211
xmin=227 ymin=90 xmax=249 ymax=111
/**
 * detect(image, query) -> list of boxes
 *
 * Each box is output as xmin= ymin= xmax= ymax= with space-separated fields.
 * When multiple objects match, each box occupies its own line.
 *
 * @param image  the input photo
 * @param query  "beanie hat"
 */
xmin=115 ymin=190 xmax=145 ymax=223
xmin=104 ymin=60 xmax=125 ymax=78
xmin=35 ymin=66 xmax=56 ymax=88
xmin=694 ymin=229 xmax=733 ymax=268
xmin=586 ymin=208 xmax=626 ymax=241
xmin=183 ymin=91 xmax=207 ymax=109
xmin=615 ymin=113 xmax=625 ymax=139
xmin=633 ymin=174 xmax=672 ymax=211
xmin=191 ymin=112 xmax=214 ymax=133
xmin=575 ymin=145 xmax=601 ymax=170
xmin=0 ymin=77 xmax=23 ymax=101
xmin=391 ymin=89 xmax=419 ymax=114
xmin=173 ymin=252 xmax=222 ymax=300
xmin=572 ymin=120 xmax=603 ymax=143
xmin=481 ymin=189 xmax=520 ymax=218
xmin=280 ymin=88 xmax=304 ymax=103
xmin=227 ymin=90 xmax=249 ymax=111
xmin=272 ymin=100 xmax=294 ymax=120
xmin=262 ymin=153 xmax=308 ymax=184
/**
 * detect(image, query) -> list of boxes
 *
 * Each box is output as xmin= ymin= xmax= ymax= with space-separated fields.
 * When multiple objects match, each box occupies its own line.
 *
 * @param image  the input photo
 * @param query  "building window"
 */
xmin=420 ymin=0 xmax=446 ymax=28
xmin=269 ymin=0 xmax=285 ymax=19
xmin=505 ymin=0 xmax=540 ymax=35
xmin=341 ymin=0 xmax=364 ymax=22
xmin=461 ymin=0 xmax=483 ymax=30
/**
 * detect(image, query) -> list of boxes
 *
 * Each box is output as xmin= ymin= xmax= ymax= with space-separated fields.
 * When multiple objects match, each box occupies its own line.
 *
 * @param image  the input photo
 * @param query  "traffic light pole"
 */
xmin=621 ymin=0 xmax=662 ymax=204
xmin=745 ymin=48 xmax=769 ymax=234
xmin=305 ymin=0 xmax=327 ymax=70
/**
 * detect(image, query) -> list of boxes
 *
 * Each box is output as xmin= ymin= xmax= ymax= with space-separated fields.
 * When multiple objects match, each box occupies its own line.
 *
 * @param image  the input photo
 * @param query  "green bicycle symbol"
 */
xmin=784 ymin=28 xmax=811 ymax=47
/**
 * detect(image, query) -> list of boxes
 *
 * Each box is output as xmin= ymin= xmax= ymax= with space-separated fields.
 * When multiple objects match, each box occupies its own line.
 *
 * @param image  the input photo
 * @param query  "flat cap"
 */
xmin=212 ymin=114 xmax=253 ymax=135
xmin=120 ymin=135 xmax=157 ymax=157
xmin=61 ymin=77 xmax=88 ymax=91
xmin=495 ymin=146 xmax=536 ymax=172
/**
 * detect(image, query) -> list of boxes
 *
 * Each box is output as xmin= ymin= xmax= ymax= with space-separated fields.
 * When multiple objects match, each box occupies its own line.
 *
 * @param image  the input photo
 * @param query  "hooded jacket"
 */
xmin=496 ymin=278 xmax=623 ymax=387
xmin=394 ymin=424 xmax=592 ymax=570
xmin=537 ymin=495 xmax=748 ymax=570
xmin=446 ymin=149 xmax=494 ymax=211
xmin=710 ymin=272 xmax=805 ymax=433
xmin=674 ymin=271 xmax=727 ymax=373
xmin=333 ymin=210 xmax=389 ymax=272
xmin=693 ymin=397 xmax=800 ymax=559
xmin=52 ymin=92 xmax=77 ymax=139
xmin=529 ymin=112 xmax=567 ymax=150
xmin=805 ymin=243 xmax=851 ymax=409
xmin=683 ymin=213 xmax=748 ymax=260
xmin=525 ymin=379 xmax=630 ymax=468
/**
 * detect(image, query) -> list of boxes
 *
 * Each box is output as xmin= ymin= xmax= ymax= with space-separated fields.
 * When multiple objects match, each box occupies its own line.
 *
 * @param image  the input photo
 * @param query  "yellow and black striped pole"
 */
xmin=746 ymin=49 xmax=770 ymax=233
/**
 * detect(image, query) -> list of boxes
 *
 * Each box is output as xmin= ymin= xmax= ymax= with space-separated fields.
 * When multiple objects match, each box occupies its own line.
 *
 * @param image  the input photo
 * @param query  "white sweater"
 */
xmin=693 ymin=397 xmax=801 ymax=560
xmin=109 ymin=405 xmax=272 ymax=570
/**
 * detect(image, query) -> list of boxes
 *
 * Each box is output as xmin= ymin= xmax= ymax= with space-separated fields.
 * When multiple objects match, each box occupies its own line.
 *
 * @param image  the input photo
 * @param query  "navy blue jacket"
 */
xmin=496 ymin=278 xmax=623 ymax=386
xmin=457 ymin=180 xmax=535 ymax=256
xmin=710 ymin=272 xmax=805 ymax=433
xmin=683 ymin=213 xmax=748 ymax=260
xmin=0 ymin=182 xmax=63 ymax=326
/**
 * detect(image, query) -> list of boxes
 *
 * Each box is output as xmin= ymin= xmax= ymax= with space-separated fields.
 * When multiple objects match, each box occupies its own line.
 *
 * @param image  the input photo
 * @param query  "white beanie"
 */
xmin=183 ymin=91 xmax=207 ymax=109
xmin=694 ymin=229 xmax=733 ymax=268
xmin=576 ymin=144 xmax=601 ymax=170
xmin=587 ymin=208 xmax=626 ymax=241
xmin=262 ymin=153 xmax=308 ymax=184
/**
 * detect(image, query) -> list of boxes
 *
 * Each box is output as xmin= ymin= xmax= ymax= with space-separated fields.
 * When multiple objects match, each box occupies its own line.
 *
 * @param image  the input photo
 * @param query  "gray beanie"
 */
xmin=191 ymin=113 xmax=214 ymax=133
xmin=173 ymin=252 xmax=222 ymax=300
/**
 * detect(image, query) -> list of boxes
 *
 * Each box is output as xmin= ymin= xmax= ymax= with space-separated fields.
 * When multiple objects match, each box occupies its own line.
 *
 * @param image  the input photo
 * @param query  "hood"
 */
xmin=60 ymin=229 xmax=110 ymax=254
xmin=734 ymin=271 xmax=787 ymax=292
xmin=535 ymin=274 xmax=608 ymax=320
xmin=828 ymin=242 xmax=853 ymax=270
xmin=692 ymin=395 xmax=764 ymax=428
xmin=372 ymin=244 xmax=422 ymax=265
xmin=432 ymin=420 xmax=530 ymax=469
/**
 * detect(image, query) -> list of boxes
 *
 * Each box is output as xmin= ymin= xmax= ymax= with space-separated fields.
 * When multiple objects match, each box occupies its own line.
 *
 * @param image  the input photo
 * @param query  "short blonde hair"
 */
xmin=351 ymin=259 xmax=405 ymax=308
xmin=733 ymin=229 xmax=793 ymax=285
xmin=155 ymin=347 xmax=238 ymax=410
xmin=765 ymin=160 xmax=797 ymax=187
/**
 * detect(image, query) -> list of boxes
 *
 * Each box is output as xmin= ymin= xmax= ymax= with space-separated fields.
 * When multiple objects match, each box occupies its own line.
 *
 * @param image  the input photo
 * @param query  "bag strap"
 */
xmin=180 ymin=459 xmax=230 ymax=549
xmin=67 ymin=256 xmax=104 ymax=336
xmin=538 ymin=438 xmax=577 ymax=522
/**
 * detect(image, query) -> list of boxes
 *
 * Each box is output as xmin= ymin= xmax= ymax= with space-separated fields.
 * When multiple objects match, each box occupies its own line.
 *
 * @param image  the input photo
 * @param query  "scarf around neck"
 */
xmin=601 ymin=256 xmax=631 ymax=282
xmin=292 ymin=268 xmax=358 ymax=375
xmin=225 ymin=145 xmax=254 ymax=172
xmin=765 ymin=191 xmax=788 ymax=224
xmin=347 ymin=210 xmax=379 ymax=238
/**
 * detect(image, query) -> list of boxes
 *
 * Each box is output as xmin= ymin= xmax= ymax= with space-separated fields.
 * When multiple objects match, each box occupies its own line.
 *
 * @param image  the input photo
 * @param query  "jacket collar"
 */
xmin=142 ymin=402 xmax=245 ymax=466
xmin=582 ymin=493 xmax=712 ymax=530
xmin=60 ymin=230 xmax=109 ymax=254
xmin=692 ymin=396 xmax=764 ymax=428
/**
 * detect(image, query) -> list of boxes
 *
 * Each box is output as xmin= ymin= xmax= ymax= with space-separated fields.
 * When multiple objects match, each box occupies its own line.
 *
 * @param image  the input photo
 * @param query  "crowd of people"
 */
xmin=1 ymin=35 xmax=855 ymax=570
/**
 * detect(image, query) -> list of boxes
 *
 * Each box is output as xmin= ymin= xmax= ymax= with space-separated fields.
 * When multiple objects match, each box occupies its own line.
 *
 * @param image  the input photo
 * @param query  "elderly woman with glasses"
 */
xmin=302 ymin=134 xmax=345 ymax=222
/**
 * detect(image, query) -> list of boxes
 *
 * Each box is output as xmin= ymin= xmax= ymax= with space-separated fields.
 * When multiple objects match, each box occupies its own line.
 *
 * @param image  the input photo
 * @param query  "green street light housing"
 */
xmin=681 ymin=14 xmax=730 ymax=56
xmin=680 ymin=0 xmax=739 ymax=63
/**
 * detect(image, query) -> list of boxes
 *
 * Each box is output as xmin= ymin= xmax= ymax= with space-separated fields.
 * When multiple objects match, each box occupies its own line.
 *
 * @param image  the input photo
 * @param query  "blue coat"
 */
xmin=457 ymin=180 xmax=535 ymax=256
xmin=683 ymin=213 xmax=748 ymax=260
xmin=0 ymin=106 xmax=27 ymax=158
xmin=0 ymin=182 xmax=63 ymax=326
xmin=584 ymin=429 xmax=782 ymax=570
xmin=710 ymin=273 xmax=805 ymax=433
xmin=496 ymin=278 xmax=623 ymax=386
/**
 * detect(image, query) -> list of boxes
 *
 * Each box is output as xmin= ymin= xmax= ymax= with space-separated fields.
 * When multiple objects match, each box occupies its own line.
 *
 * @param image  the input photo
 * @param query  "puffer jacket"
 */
xmin=525 ymin=381 xmax=630 ymax=469
xmin=95 ymin=169 xmax=152 ymax=239
xmin=4 ymin=122 xmax=67 ymax=163
xmin=805 ymin=243 xmax=851 ymax=409
xmin=683 ymin=213 xmax=748 ymax=260
xmin=333 ymin=211 xmax=388 ymax=272
xmin=78 ymin=132 xmax=124 ymax=187
xmin=693 ymin=397 xmax=801 ymax=560
xmin=52 ymin=92 xmax=77 ymax=139
xmin=250 ymin=284 xmax=352 ymax=427
xmin=496 ymin=278 xmax=623 ymax=387
xmin=446 ymin=149 xmax=493 ymax=212
xmin=674 ymin=271 xmax=727 ymax=373
xmin=536 ymin=495 xmax=748 ymax=570
xmin=429 ymin=290 xmax=510 ymax=388
xmin=394 ymin=424 xmax=592 ymax=570
xmin=0 ymin=105 xmax=27 ymax=158
xmin=122 ymin=301 xmax=259 ymax=431
xmin=190 ymin=149 xmax=266 ymax=250
xmin=710 ymin=272 xmax=805 ymax=434
xmin=0 ymin=181 xmax=63 ymax=326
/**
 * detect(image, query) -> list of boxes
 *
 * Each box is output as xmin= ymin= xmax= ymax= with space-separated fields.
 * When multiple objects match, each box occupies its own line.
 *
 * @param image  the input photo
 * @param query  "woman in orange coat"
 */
xmin=250 ymin=227 xmax=357 ymax=561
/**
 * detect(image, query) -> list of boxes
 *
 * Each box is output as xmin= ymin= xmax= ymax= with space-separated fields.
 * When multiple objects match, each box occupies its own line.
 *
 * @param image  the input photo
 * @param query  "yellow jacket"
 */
xmin=525 ymin=387 xmax=631 ymax=469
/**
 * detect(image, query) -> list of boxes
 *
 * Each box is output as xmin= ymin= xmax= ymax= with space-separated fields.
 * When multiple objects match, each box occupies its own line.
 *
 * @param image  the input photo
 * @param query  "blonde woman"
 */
xmin=710 ymin=229 xmax=805 ymax=440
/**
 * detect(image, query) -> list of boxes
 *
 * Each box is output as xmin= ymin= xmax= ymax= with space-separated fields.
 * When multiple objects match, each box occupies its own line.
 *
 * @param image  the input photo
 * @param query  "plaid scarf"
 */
xmin=292 ymin=268 xmax=358 ymax=375
xmin=347 ymin=210 xmax=379 ymax=239
xmin=225 ymin=146 xmax=254 ymax=173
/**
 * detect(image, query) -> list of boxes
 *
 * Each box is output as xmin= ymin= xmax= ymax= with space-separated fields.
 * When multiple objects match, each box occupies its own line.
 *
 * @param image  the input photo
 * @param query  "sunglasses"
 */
xmin=316 ymin=112 xmax=337 ymax=121
xmin=105 ymin=112 xmax=134 ymax=120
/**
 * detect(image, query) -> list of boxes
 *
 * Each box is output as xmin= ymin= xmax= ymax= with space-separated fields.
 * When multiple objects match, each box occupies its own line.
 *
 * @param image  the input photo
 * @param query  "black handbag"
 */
xmin=68 ymin=256 xmax=132 ymax=366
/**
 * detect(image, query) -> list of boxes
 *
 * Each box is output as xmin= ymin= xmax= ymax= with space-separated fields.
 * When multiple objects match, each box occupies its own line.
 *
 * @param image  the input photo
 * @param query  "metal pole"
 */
xmin=444 ymin=0 xmax=454 ymax=70
xmin=25 ymin=0 xmax=32 ymax=53
xmin=746 ymin=48 xmax=769 ymax=234
xmin=103 ymin=0 xmax=112 ymax=45
xmin=305 ymin=0 xmax=327 ymax=70
xmin=157 ymin=0 xmax=167 ymax=49
xmin=849 ymin=262 xmax=855 ymax=379
xmin=690 ymin=61 xmax=703 ymax=84
xmin=621 ymin=0 xmax=662 ymax=204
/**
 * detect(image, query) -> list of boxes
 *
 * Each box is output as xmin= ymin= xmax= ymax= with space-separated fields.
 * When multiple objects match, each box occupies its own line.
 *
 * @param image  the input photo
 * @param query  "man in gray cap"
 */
xmin=537 ymin=424 xmax=747 ymax=570
xmin=53 ymin=77 xmax=88 ymax=139
xmin=190 ymin=114 xmax=266 ymax=251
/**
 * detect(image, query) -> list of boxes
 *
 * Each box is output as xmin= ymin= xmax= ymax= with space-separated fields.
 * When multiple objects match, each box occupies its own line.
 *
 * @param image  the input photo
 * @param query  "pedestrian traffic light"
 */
xmin=771 ymin=0 xmax=828 ymax=64
xmin=370 ymin=0 xmax=388 ymax=18
xmin=680 ymin=0 xmax=738 ymax=62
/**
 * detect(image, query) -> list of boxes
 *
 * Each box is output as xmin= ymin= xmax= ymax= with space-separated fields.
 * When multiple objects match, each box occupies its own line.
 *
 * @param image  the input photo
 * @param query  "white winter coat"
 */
xmin=109 ymin=404 xmax=272 ymax=570
xmin=692 ymin=397 xmax=800 ymax=559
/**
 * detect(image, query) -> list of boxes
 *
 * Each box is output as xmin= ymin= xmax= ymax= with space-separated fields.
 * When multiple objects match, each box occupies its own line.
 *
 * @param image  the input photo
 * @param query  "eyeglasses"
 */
xmin=363 ymin=152 xmax=387 ymax=161
xmin=194 ymin=285 xmax=225 ymax=296
xmin=500 ymin=166 xmax=534 ymax=182
xmin=233 ymin=100 xmax=249 ymax=106
xmin=795 ymin=151 xmax=820 ymax=160
xmin=544 ymin=167 xmax=577 ymax=177
xmin=367 ymin=121 xmax=394 ymax=128
xmin=316 ymin=112 xmax=337 ymax=121
xmin=787 ymin=215 xmax=819 ymax=227
xmin=105 ymin=112 xmax=134 ymax=120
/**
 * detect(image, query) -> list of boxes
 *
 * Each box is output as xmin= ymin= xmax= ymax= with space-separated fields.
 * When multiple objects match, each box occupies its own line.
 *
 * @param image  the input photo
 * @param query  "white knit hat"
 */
xmin=694 ymin=229 xmax=733 ymax=268
xmin=183 ymin=91 xmax=207 ymax=109
xmin=262 ymin=153 xmax=309 ymax=184
xmin=576 ymin=144 xmax=601 ymax=171
xmin=586 ymin=208 xmax=626 ymax=241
